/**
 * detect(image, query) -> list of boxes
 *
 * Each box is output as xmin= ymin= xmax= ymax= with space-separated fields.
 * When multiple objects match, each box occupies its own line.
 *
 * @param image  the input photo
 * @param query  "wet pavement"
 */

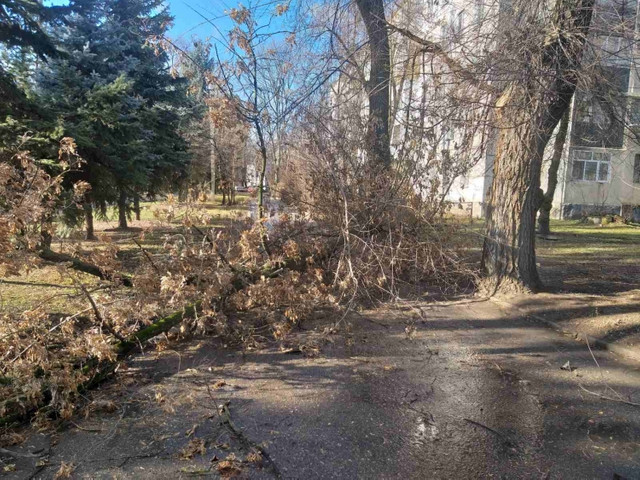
xmin=3 ymin=298 xmax=640 ymax=479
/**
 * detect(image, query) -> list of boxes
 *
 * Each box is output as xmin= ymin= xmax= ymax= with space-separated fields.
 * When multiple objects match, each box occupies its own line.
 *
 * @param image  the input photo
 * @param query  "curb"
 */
xmin=490 ymin=298 xmax=640 ymax=363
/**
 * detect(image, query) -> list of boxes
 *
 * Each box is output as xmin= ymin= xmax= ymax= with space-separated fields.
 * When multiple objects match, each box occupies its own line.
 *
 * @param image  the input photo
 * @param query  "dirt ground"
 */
xmin=2 ymin=299 xmax=639 ymax=479
xmin=532 ymin=222 xmax=640 ymax=351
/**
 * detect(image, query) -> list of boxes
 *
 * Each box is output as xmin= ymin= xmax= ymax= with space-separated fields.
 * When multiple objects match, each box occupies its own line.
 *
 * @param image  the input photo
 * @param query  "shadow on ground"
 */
xmin=4 ymin=299 xmax=640 ymax=479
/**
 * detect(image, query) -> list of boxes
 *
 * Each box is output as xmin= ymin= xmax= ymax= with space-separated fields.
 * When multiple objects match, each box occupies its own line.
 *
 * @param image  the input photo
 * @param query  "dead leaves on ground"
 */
xmin=53 ymin=462 xmax=75 ymax=479
xmin=216 ymin=453 xmax=243 ymax=477
xmin=179 ymin=438 xmax=207 ymax=460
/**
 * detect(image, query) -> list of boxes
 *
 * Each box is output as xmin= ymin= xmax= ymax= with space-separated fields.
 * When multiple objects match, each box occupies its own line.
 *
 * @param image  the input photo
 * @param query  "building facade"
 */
xmin=444 ymin=0 xmax=640 ymax=221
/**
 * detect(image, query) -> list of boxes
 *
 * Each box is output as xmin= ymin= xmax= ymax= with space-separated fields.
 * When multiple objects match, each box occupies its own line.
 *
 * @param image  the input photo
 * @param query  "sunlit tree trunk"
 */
xmin=482 ymin=0 xmax=594 ymax=292
xmin=209 ymin=113 xmax=216 ymax=198
xmin=133 ymin=193 xmax=141 ymax=221
xmin=538 ymin=109 xmax=570 ymax=236
xmin=355 ymin=0 xmax=392 ymax=169
xmin=84 ymin=200 xmax=96 ymax=240
xmin=117 ymin=189 xmax=128 ymax=229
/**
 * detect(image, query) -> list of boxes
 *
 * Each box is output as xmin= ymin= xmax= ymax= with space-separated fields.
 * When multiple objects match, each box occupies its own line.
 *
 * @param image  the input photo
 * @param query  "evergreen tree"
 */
xmin=36 ymin=0 xmax=190 ymax=234
xmin=0 ymin=0 xmax=62 ymax=110
xmin=0 ymin=0 xmax=67 ymax=144
xmin=177 ymin=40 xmax=214 ymax=195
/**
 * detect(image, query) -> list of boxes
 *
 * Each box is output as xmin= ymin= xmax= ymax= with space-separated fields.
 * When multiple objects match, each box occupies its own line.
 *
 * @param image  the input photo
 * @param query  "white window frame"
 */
xmin=630 ymin=64 xmax=640 ymax=96
xmin=571 ymin=150 xmax=611 ymax=183
xmin=600 ymin=35 xmax=623 ymax=55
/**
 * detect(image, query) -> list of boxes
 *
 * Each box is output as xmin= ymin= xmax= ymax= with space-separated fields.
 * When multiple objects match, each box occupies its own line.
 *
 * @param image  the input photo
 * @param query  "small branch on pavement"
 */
xmin=207 ymin=386 xmax=281 ymax=479
xmin=578 ymin=385 xmax=640 ymax=407
xmin=463 ymin=418 xmax=518 ymax=449
xmin=0 ymin=447 xmax=45 ymax=458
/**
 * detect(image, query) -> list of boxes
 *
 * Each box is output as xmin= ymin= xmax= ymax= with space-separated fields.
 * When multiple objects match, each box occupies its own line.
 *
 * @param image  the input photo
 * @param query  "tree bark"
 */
xmin=84 ymin=201 xmax=96 ymax=240
xmin=355 ymin=0 xmax=392 ymax=170
xmin=482 ymin=0 xmax=594 ymax=292
xmin=39 ymin=229 xmax=52 ymax=251
xmin=39 ymin=248 xmax=133 ymax=287
xmin=210 ymin=113 xmax=217 ymax=198
xmin=538 ymin=109 xmax=570 ymax=235
xmin=133 ymin=193 xmax=141 ymax=221
xmin=255 ymin=119 xmax=269 ymax=220
xmin=117 ymin=189 xmax=128 ymax=229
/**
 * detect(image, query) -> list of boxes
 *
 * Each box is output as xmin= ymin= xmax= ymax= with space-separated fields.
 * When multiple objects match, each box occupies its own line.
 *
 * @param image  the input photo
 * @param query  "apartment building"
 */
xmin=441 ymin=0 xmax=640 ymax=221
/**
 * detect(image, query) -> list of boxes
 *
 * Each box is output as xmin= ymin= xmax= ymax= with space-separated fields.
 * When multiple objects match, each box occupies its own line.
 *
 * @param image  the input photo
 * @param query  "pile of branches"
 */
xmin=1 ymin=139 xmax=475 ymax=429
xmin=281 ymin=109 xmax=478 ymax=305
xmin=0 ymin=206 xmax=330 ymax=426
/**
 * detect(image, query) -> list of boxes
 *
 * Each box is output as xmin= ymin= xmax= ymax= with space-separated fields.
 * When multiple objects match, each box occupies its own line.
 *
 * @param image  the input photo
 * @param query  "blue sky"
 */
xmin=44 ymin=0 xmax=238 ymax=42
xmin=162 ymin=0 xmax=236 ymax=44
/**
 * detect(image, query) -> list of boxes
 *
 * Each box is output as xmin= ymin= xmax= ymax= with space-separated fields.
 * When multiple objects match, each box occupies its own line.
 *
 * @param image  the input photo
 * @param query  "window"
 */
xmin=630 ymin=66 xmax=640 ymax=95
xmin=575 ymin=95 xmax=611 ymax=127
xmin=599 ymin=36 xmax=623 ymax=55
xmin=475 ymin=0 xmax=485 ymax=23
xmin=634 ymin=154 xmax=640 ymax=183
xmin=628 ymin=98 xmax=640 ymax=126
xmin=571 ymin=150 xmax=611 ymax=182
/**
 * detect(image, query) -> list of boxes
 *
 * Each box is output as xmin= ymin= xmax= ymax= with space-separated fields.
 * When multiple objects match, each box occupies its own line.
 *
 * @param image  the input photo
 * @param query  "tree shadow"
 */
xmin=9 ymin=301 xmax=640 ymax=479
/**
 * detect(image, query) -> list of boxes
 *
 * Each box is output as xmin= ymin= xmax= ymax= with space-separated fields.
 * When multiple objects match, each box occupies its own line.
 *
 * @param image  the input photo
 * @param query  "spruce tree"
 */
xmin=36 ymin=0 xmax=191 ymax=233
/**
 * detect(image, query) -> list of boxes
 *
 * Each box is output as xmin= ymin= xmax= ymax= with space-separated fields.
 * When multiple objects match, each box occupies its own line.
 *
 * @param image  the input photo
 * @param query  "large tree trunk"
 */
xmin=117 ymin=189 xmax=128 ymax=229
xmin=482 ymin=0 xmax=594 ymax=292
xmin=355 ymin=0 xmax=392 ymax=170
xmin=84 ymin=201 xmax=96 ymax=240
xmin=482 ymin=93 xmax=548 ymax=291
xmin=538 ymin=109 xmax=570 ymax=236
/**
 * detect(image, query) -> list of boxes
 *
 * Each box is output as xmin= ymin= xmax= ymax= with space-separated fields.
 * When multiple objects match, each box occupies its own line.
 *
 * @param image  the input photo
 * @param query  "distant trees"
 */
xmin=208 ymin=97 xmax=249 ymax=206
xmin=177 ymin=40 xmax=215 ymax=197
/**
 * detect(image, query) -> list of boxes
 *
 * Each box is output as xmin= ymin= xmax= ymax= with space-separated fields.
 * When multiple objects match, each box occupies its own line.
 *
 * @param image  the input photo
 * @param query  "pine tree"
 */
xmin=0 ymin=0 xmax=62 ymax=111
xmin=35 ymin=0 xmax=191 ymax=234
xmin=0 ymin=0 xmax=66 ymax=143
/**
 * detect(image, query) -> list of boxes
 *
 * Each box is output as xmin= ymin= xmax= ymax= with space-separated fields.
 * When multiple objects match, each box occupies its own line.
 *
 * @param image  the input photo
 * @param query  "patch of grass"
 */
xmin=97 ymin=194 xmax=252 ymax=225
xmin=0 ymin=267 xmax=99 ymax=315
xmin=2 ymin=197 xmax=253 ymax=314
xmin=538 ymin=220 xmax=640 ymax=259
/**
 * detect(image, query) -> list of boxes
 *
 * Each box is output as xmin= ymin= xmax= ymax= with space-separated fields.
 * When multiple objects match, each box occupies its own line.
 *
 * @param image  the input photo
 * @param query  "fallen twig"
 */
xmin=463 ymin=418 xmax=518 ymax=448
xmin=71 ymin=275 xmax=126 ymax=343
xmin=214 ymin=398 xmax=281 ymax=479
xmin=132 ymin=237 xmax=161 ymax=274
xmin=578 ymin=385 xmax=640 ymax=407
xmin=0 ymin=447 xmax=45 ymax=459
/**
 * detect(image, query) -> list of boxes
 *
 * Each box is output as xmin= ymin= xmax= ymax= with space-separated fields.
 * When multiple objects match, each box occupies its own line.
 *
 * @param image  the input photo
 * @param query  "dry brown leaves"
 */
xmin=180 ymin=438 xmax=207 ymax=460
xmin=53 ymin=462 xmax=75 ymax=479
xmin=217 ymin=453 xmax=243 ymax=477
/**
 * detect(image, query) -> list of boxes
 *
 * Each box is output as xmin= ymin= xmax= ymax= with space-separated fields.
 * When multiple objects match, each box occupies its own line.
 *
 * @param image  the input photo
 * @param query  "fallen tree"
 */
xmin=0 ymin=238 xmax=324 ymax=427
xmin=38 ymin=248 xmax=133 ymax=287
